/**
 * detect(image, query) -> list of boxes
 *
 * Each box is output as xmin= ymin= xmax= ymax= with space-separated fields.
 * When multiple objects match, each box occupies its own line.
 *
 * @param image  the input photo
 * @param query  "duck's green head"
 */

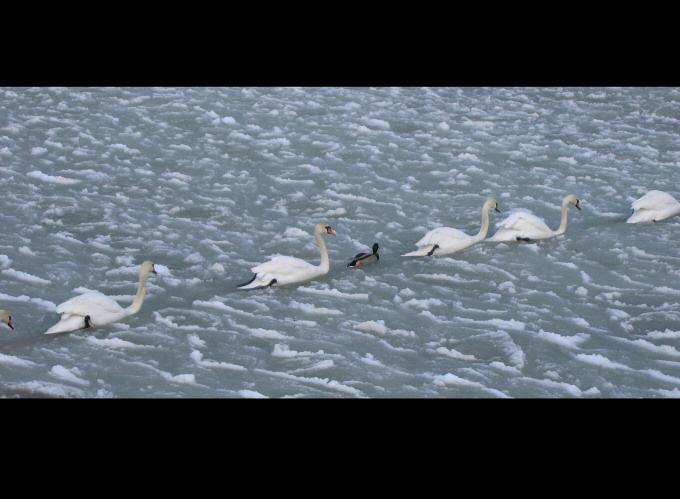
xmin=372 ymin=243 xmax=380 ymax=253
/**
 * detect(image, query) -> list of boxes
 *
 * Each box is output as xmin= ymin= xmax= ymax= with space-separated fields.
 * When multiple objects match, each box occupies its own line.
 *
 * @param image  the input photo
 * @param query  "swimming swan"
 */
xmin=1 ymin=310 xmax=14 ymax=329
xmin=487 ymin=194 xmax=581 ymax=242
xmin=45 ymin=261 xmax=157 ymax=335
xmin=627 ymin=190 xmax=680 ymax=223
xmin=238 ymin=223 xmax=336 ymax=289
xmin=403 ymin=198 xmax=500 ymax=256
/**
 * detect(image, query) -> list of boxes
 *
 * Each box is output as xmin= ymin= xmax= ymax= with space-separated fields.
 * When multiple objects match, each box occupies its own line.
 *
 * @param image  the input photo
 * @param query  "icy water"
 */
xmin=2 ymin=86 xmax=680 ymax=398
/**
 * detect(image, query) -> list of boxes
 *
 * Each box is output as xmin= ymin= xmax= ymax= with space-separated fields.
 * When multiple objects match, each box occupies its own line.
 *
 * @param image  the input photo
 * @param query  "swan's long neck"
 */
xmin=126 ymin=269 xmax=150 ymax=315
xmin=316 ymin=230 xmax=330 ymax=271
xmin=474 ymin=205 xmax=492 ymax=242
xmin=555 ymin=200 xmax=570 ymax=235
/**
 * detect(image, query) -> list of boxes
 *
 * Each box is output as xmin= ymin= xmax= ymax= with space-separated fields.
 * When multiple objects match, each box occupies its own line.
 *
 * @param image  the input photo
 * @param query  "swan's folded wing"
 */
xmin=500 ymin=212 xmax=551 ymax=234
xmin=632 ymin=190 xmax=678 ymax=211
xmin=252 ymin=255 xmax=318 ymax=276
xmin=416 ymin=227 xmax=468 ymax=247
xmin=55 ymin=291 xmax=125 ymax=316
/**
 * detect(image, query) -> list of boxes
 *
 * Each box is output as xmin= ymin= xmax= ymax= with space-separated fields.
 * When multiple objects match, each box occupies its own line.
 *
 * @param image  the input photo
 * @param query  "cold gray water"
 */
xmin=2 ymin=86 xmax=680 ymax=398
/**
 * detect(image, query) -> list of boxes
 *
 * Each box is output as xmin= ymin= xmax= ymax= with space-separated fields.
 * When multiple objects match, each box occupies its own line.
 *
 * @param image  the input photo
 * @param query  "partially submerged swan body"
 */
xmin=487 ymin=195 xmax=581 ymax=242
xmin=1 ymin=310 xmax=14 ymax=329
xmin=45 ymin=261 xmax=157 ymax=335
xmin=238 ymin=223 xmax=336 ymax=289
xmin=403 ymin=198 xmax=499 ymax=257
xmin=348 ymin=243 xmax=380 ymax=268
xmin=627 ymin=190 xmax=680 ymax=223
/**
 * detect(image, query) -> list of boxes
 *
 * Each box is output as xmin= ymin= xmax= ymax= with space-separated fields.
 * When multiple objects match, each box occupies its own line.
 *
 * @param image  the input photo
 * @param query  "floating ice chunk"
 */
xmin=27 ymin=170 xmax=80 ymax=185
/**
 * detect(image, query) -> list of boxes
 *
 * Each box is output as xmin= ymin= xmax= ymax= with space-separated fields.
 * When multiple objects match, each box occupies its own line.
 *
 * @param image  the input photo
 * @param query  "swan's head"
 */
xmin=372 ymin=243 xmax=380 ymax=253
xmin=0 ymin=310 xmax=14 ymax=329
xmin=485 ymin=198 xmax=500 ymax=213
xmin=565 ymin=195 xmax=581 ymax=210
xmin=315 ymin=223 xmax=336 ymax=236
xmin=141 ymin=261 xmax=158 ymax=275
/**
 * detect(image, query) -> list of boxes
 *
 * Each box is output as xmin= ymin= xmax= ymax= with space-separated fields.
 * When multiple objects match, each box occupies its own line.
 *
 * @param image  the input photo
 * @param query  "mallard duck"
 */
xmin=238 ymin=223 xmax=336 ymax=289
xmin=347 ymin=243 xmax=380 ymax=268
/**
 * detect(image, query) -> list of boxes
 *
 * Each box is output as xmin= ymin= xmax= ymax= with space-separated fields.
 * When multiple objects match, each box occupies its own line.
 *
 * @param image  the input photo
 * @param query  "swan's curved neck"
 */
xmin=474 ymin=205 xmax=493 ymax=242
xmin=316 ymin=230 xmax=330 ymax=271
xmin=555 ymin=200 xmax=570 ymax=235
xmin=126 ymin=269 xmax=150 ymax=315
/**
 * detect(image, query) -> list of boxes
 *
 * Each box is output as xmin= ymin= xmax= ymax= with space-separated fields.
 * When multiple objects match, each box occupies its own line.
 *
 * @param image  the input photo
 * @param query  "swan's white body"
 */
xmin=238 ymin=223 xmax=336 ymax=289
xmin=487 ymin=194 xmax=581 ymax=242
xmin=1 ymin=310 xmax=13 ymax=329
xmin=403 ymin=198 xmax=499 ymax=256
xmin=627 ymin=190 xmax=680 ymax=223
xmin=45 ymin=261 xmax=157 ymax=335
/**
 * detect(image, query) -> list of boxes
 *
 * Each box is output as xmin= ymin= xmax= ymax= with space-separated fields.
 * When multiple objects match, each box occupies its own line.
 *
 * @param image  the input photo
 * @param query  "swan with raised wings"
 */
xmin=238 ymin=223 xmax=336 ymax=289
xmin=627 ymin=190 xmax=680 ymax=223
xmin=45 ymin=261 xmax=157 ymax=335
xmin=487 ymin=194 xmax=581 ymax=242
xmin=403 ymin=198 xmax=500 ymax=257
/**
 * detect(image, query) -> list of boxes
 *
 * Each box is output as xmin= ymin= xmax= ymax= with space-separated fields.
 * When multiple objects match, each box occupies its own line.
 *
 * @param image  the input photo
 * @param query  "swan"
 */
xmin=627 ymin=190 xmax=680 ymax=223
xmin=45 ymin=261 xmax=157 ymax=335
xmin=402 ymin=198 xmax=500 ymax=257
xmin=347 ymin=243 xmax=380 ymax=268
xmin=238 ymin=223 xmax=336 ymax=289
xmin=1 ymin=310 xmax=14 ymax=329
xmin=487 ymin=194 xmax=581 ymax=242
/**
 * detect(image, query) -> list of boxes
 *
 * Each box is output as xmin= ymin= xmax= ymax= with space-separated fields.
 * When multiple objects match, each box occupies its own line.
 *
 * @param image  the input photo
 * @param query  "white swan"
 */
xmin=487 ymin=194 xmax=581 ymax=242
xmin=1 ymin=310 xmax=14 ymax=329
xmin=45 ymin=261 xmax=157 ymax=335
xmin=627 ymin=190 xmax=680 ymax=223
xmin=238 ymin=223 xmax=336 ymax=289
xmin=402 ymin=198 xmax=500 ymax=256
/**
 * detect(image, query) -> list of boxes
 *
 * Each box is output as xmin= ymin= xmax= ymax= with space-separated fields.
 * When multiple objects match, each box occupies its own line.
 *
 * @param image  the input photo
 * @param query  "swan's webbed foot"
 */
xmin=516 ymin=237 xmax=531 ymax=242
xmin=83 ymin=315 xmax=91 ymax=329
xmin=426 ymin=245 xmax=439 ymax=256
xmin=267 ymin=279 xmax=277 ymax=287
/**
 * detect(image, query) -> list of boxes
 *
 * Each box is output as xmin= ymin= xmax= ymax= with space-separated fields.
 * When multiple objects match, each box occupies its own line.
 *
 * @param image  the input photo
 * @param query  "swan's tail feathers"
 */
xmin=426 ymin=244 xmax=439 ymax=256
xmin=237 ymin=274 xmax=258 ymax=288
xmin=237 ymin=275 xmax=278 ymax=290
xmin=45 ymin=314 xmax=88 ymax=335
xmin=403 ymin=245 xmax=437 ymax=257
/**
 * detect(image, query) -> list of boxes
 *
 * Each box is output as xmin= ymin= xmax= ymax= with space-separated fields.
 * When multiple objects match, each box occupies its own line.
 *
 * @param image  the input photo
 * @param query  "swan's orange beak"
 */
xmin=8 ymin=319 xmax=13 ymax=329
xmin=575 ymin=201 xmax=581 ymax=210
xmin=327 ymin=228 xmax=336 ymax=236
xmin=152 ymin=266 xmax=158 ymax=274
